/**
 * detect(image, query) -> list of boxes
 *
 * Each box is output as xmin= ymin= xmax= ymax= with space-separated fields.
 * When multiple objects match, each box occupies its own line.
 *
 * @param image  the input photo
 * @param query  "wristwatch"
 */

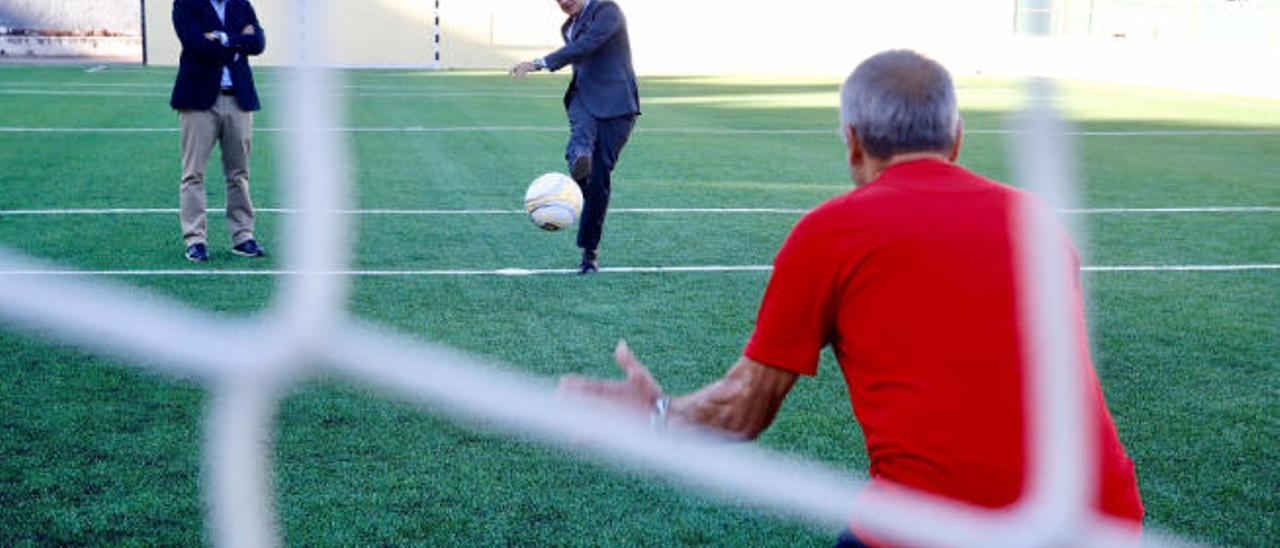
xmin=533 ymin=57 xmax=547 ymax=70
xmin=649 ymin=396 xmax=670 ymax=431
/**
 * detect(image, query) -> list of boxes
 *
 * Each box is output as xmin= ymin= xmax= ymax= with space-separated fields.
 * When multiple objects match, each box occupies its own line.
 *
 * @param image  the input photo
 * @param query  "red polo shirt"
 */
xmin=744 ymin=159 xmax=1142 ymax=523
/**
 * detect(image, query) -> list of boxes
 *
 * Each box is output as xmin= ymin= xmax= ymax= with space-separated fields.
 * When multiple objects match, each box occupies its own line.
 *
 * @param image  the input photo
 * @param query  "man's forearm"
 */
xmin=669 ymin=357 xmax=797 ymax=440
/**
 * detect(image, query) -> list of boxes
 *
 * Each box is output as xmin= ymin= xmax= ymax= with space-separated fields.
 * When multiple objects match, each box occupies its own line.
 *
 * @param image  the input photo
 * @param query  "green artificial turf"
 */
xmin=1 ymin=64 xmax=1277 ymax=546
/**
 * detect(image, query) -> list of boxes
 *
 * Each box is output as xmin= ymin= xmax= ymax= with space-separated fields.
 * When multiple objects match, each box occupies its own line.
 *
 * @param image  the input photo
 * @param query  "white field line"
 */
xmin=0 ymin=81 xmax=786 ymax=93
xmin=1081 ymin=264 xmax=1280 ymax=272
xmin=0 ymin=88 xmax=557 ymax=99
xmin=1 ymin=206 xmax=1277 ymax=216
xmin=2 ymin=125 xmax=1279 ymax=137
xmin=0 ymin=82 xmax=578 ymax=98
xmin=0 ymin=82 xmax=551 ymax=91
xmin=5 ymin=78 xmax=1279 ymax=110
xmin=1 ymin=84 xmax=1278 ymax=112
xmin=0 ymin=264 xmax=1275 ymax=277
xmin=0 ymin=82 xmax=572 ymax=95
xmin=0 ymin=90 xmax=171 ymax=97
xmin=1059 ymin=206 xmax=1280 ymax=214
xmin=5 ymin=79 xmax=1278 ymax=113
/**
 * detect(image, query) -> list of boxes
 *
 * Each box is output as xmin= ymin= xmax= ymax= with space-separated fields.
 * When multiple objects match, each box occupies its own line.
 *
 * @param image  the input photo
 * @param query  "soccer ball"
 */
xmin=523 ymin=172 xmax=583 ymax=231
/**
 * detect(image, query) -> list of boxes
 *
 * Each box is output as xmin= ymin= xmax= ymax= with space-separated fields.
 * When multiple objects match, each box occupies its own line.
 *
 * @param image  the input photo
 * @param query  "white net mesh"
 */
xmin=0 ymin=2 xmax=1202 ymax=546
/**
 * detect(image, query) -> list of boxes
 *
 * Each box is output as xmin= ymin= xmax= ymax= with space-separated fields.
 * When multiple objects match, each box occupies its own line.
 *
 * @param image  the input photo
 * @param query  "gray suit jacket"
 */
xmin=543 ymin=0 xmax=640 ymax=119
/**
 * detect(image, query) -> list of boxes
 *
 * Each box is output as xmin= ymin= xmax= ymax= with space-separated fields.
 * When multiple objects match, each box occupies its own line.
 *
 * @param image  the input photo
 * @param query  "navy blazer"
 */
xmin=544 ymin=0 xmax=639 ymax=119
xmin=169 ymin=0 xmax=265 ymax=112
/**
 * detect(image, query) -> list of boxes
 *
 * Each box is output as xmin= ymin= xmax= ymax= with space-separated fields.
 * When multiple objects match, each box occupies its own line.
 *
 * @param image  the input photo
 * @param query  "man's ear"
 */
xmin=947 ymin=118 xmax=964 ymax=162
xmin=844 ymin=124 xmax=863 ymax=169
xmin=845 ymin=124 xmax=873 ymax=186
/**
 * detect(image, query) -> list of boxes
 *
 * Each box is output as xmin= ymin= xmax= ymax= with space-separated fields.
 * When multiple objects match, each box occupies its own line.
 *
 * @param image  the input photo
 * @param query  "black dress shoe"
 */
xmin=570 ymin=154 xmax=592 ymax=187
xmin=578 ymin=249 xmax=598 ymax=275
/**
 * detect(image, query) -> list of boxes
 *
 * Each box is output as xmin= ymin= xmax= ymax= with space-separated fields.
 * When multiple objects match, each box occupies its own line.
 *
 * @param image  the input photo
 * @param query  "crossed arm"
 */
xmin=173 ymin=0 xmax=264 ymax=60
xmin=228 ymin=16 xmax=265 ymax=57
xmin=558 ymin=342 xmax=799 ymax=440
xmin=203 ymin=25 xmax=258 ymax=48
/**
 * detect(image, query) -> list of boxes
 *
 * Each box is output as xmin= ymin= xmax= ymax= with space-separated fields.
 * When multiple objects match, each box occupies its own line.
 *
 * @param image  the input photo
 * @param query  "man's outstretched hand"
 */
xmin=509 ymin=61 xmax=538 ymax=79
xmin=557 ymin=340 xmax=664 ymax=412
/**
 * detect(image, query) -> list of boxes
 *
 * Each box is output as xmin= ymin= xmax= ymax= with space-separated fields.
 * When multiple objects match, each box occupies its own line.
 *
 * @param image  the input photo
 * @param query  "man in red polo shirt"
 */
xmin=558 ymin=49 xmax=1143 ymax=544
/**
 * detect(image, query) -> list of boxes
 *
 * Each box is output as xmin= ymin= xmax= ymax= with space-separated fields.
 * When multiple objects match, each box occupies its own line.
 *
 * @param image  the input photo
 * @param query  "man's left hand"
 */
xmin=557 ymin=340 xmax=664 ymax=413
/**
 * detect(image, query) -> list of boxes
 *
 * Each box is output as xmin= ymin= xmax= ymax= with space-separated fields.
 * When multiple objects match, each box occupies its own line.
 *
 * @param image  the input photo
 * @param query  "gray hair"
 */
xmin=839 ymin=50 xmax=960 ymax=158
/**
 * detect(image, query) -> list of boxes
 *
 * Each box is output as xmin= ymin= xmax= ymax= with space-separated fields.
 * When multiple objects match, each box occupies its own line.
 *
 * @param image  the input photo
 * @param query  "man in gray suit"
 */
xmin=512 ymin=0 xmax=640 ymax=274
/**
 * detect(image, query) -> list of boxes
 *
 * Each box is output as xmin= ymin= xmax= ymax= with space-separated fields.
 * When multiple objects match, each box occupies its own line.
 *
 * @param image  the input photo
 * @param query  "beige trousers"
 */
xmin=179 ymin=94 xmax=255 ymax=247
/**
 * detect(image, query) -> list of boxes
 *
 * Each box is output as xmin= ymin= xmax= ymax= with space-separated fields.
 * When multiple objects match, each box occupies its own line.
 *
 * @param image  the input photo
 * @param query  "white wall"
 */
xmin=0 ymin=0 xmax=141 ymax=33
xmin=140 ymin=0 xmax=1280 ymax=98
xmin=143 ymin=0 xmax=1019 ymax=70
xmin=144 ymin=0 xmax=435 ymax=67
xmin=625 ymin=0 xmax=1014 ymax=75
xmin=431 ymin=0 xmax=1015 ymax=75
xmin=461 ymin=0 xmax=1277 ymax=97
xmin=439 ymin=0 xmax=562 ymax=68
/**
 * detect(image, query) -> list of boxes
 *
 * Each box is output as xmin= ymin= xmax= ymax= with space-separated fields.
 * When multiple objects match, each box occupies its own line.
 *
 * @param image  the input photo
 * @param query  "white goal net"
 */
xmin=0 ymin=1 xmax=1200 ymax=547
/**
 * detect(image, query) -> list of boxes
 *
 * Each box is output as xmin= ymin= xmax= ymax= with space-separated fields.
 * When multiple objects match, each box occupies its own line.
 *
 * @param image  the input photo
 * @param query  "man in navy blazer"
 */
xmin=170 ymin=0 xmax=266 ymax=262
xmin=512 ymin=0 xmax=640 ymax=274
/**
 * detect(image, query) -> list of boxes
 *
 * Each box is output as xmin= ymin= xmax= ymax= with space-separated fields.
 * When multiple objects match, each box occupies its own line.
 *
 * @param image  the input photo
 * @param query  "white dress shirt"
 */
xmin=565 ymin=0 xmax=594 ymax=41
xmin=538 ymin=0 xmax=594 ymax=70
xmin=210 ymin=0 xmax=234 ymax=89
